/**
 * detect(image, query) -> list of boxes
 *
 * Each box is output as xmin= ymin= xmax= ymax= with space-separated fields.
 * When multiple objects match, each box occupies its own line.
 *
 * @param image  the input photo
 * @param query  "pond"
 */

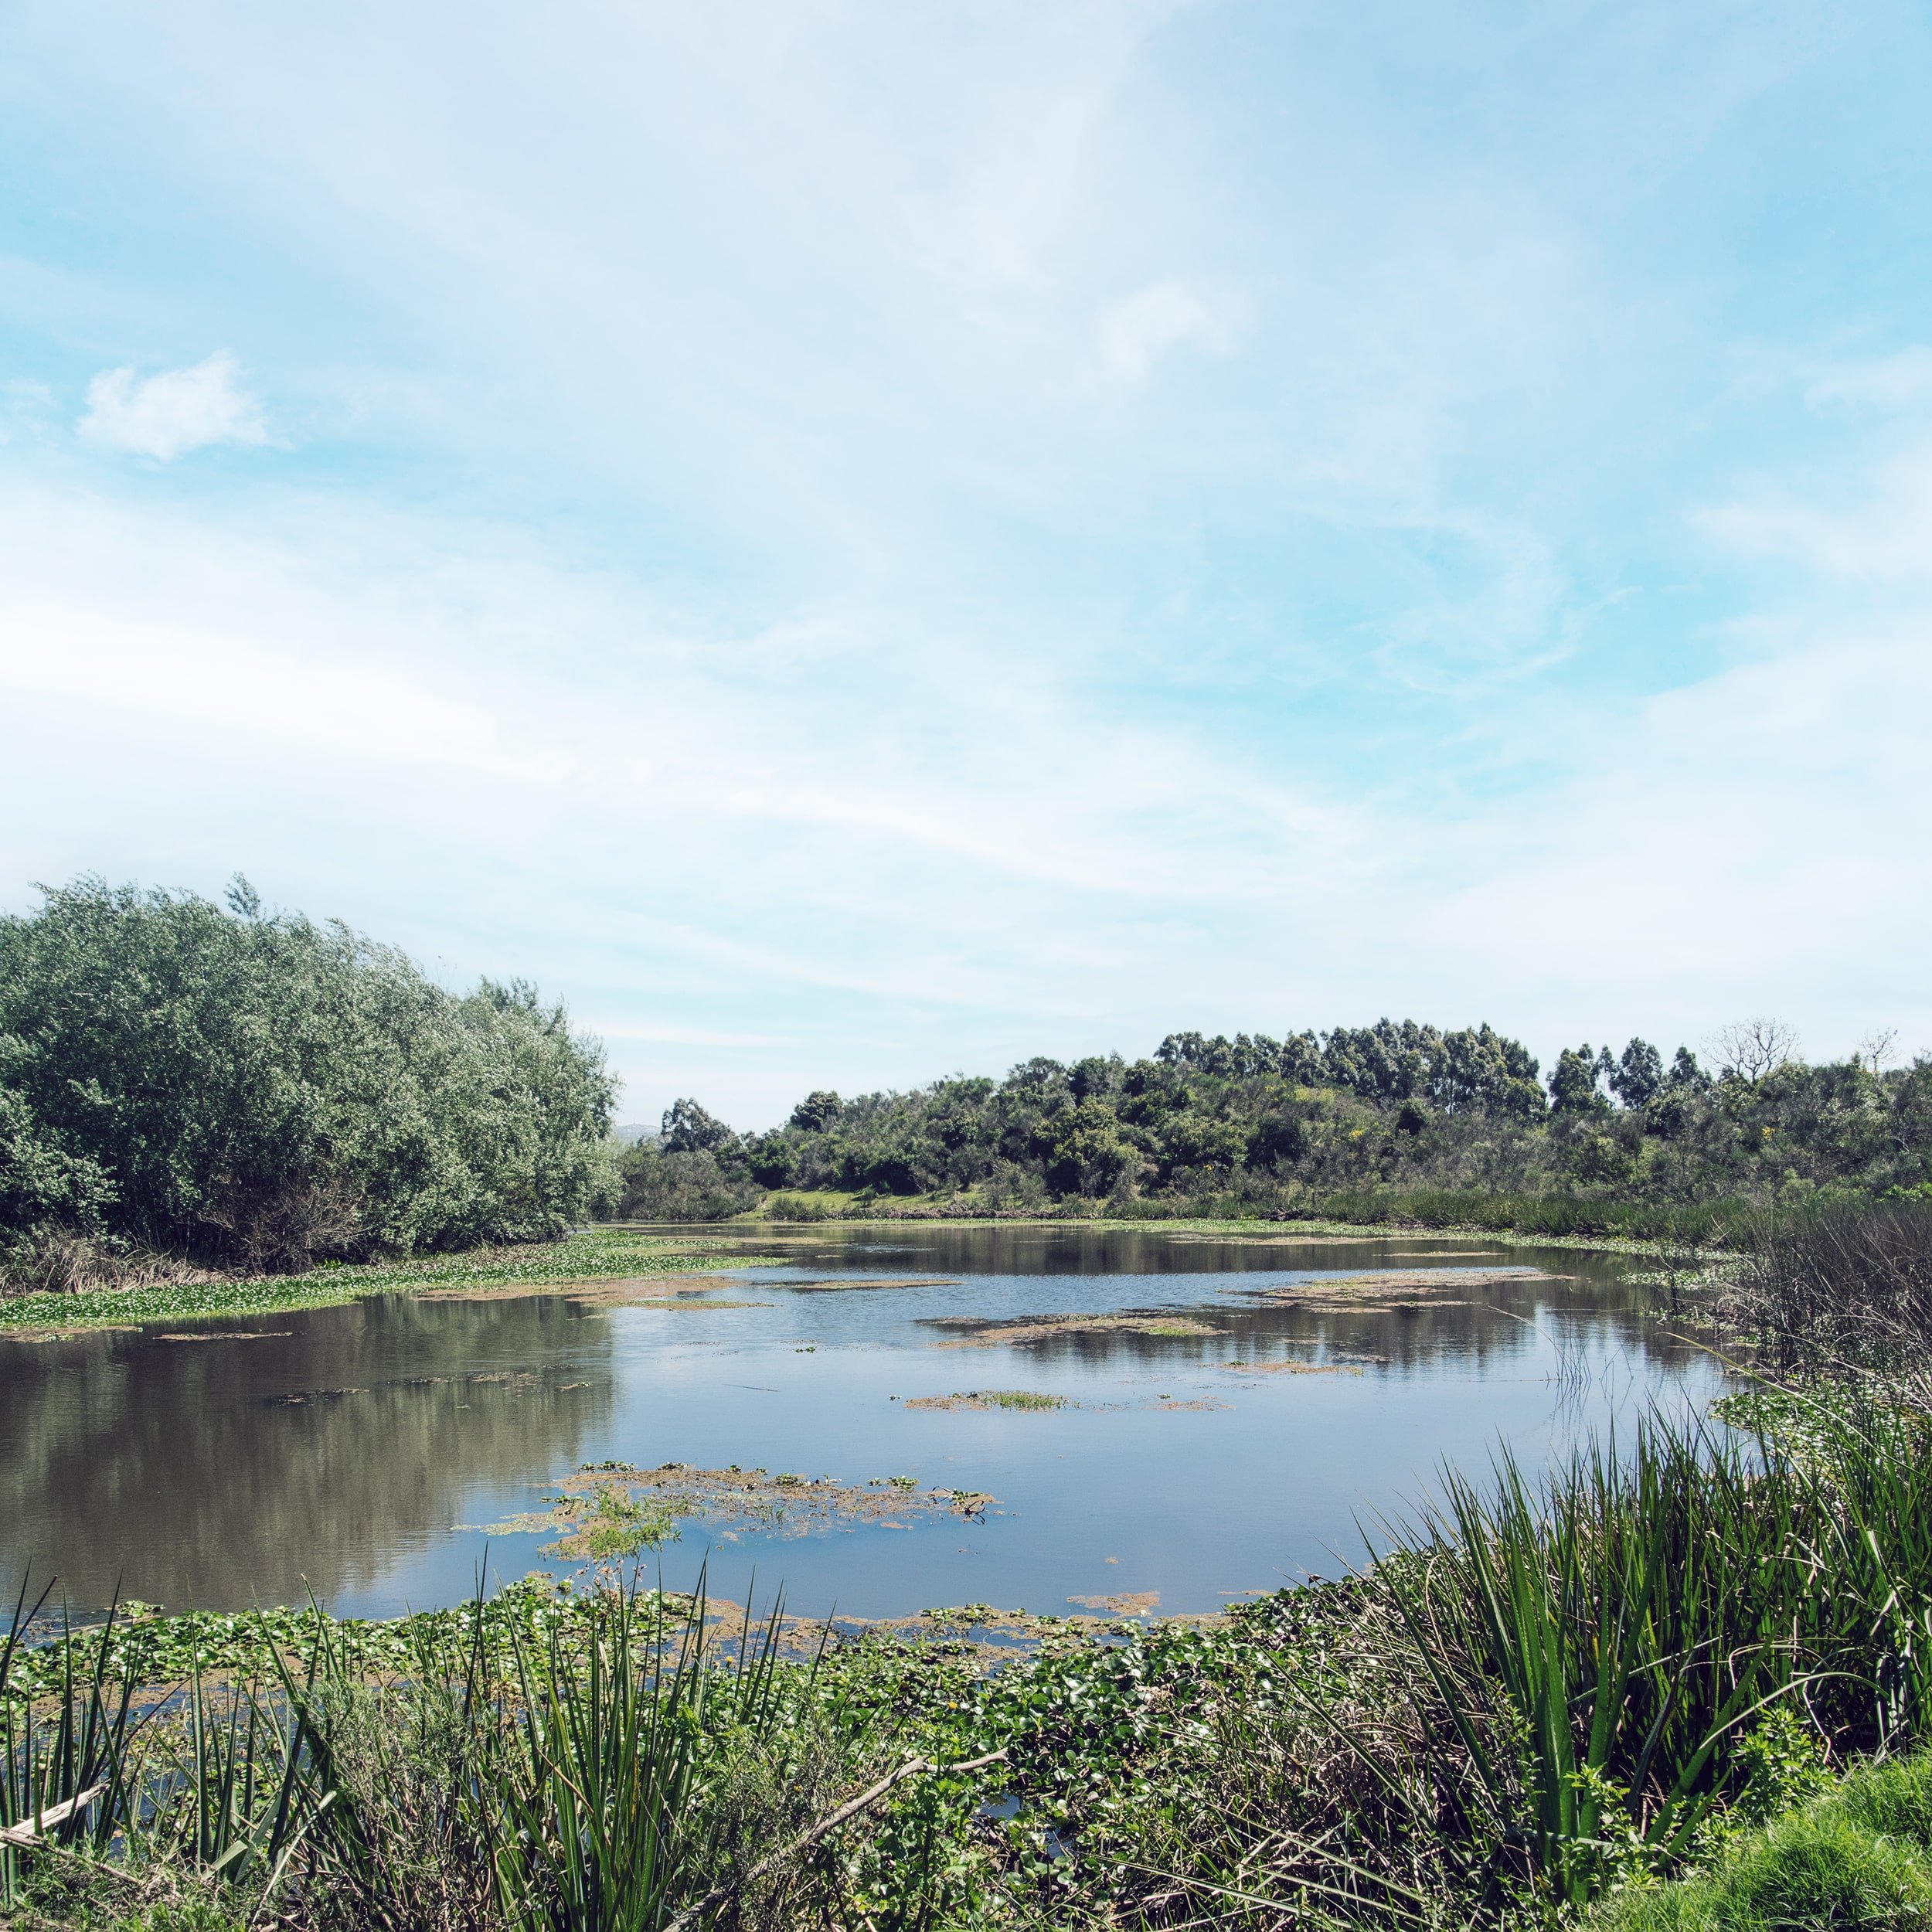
xmin=0 ymin=1225 xmax=1723 ymax=1623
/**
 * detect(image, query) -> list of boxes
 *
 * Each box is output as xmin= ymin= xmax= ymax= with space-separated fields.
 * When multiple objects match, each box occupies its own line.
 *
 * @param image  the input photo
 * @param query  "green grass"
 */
xmin=2 ymin=1575 xmax=889 ymax=1930
xmin=0 ymin=1226 xmax=774 ymax=1335
xmin=1592 ymin=1751 xmax=1932 ymax=1930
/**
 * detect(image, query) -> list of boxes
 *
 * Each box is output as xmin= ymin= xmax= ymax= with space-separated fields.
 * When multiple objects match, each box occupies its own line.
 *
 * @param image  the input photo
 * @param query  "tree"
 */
xmin=1714 ymin=1018 xmax=1800 ymax=1083
xmin=1668 ymin=1046 xmax=1709 ymax=1091
xmin=1611 ymin=1039 xmax=1665 ymax=1110
xmin=788 ymin=1090 xmax=842 ymax=1131
xmin=1549 ymin=1046 xmax=1606 ymax=1114
xmin=0 ymin=878 xmax=616 ymax=1269
xmin=660 ymin=1097 xmax=738 ymax=1156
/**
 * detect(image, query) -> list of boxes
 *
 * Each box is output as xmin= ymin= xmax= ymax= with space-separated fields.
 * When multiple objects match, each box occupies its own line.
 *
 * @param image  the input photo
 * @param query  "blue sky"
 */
xmin=3 ymin=0 xmax=1930 ymax=1127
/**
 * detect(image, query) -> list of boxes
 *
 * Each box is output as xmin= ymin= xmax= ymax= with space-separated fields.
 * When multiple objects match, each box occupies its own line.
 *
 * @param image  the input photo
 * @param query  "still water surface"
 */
xmin=0 ymin=1226 xmax=1723 ymax=1621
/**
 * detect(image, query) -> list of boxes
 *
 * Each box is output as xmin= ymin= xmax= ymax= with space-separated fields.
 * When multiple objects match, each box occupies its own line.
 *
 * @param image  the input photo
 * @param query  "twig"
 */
xmin=660 ymin=1747 xmax=1008 ymax=1932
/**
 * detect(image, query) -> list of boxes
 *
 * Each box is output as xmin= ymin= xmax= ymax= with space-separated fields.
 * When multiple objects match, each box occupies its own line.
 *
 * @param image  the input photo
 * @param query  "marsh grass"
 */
xmin=0 ymin=1575 xmax=922 ymax=1932
xmin=1090 ymin=1396 xmax=1932 ymax=1927
xmin=1730 ymin=1196 xmax=1932 ymax=1387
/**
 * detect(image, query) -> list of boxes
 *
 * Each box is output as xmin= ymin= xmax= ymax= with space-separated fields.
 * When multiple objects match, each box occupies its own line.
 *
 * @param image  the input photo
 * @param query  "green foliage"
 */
xmin=2 ymin=1578 xmax=902 ymax=1931
xmin=1591 ymin=1750 xmax=1932 ymax=1930
xmin=1733 ymin=1195 xmax=1932 ymax=1382
xmin=624 ymin=1015 xmax=1932 ymax=1226
xmin=0 ymin=878 xmax=618 ymax=1274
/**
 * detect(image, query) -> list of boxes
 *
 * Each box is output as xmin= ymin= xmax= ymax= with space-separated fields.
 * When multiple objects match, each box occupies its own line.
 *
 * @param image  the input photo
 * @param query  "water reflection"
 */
xmin=0 ymin=1295 xmax=613 ymax=1611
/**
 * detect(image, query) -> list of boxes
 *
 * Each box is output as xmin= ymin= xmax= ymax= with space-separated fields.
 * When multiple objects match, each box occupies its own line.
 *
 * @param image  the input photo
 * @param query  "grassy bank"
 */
xmin=0 ymin=1226 xmax=773 ymax=1338
xmin=741 ymin=1185 xmax=1749 ymax=1244
xmin=10 ymin=1388 xmax=1932 ymax=1930
xmin=1590 ymin=1748 xmax=1932 ymax=1930
xmin=712 ymin=1202 xmax=1728 ymax=1264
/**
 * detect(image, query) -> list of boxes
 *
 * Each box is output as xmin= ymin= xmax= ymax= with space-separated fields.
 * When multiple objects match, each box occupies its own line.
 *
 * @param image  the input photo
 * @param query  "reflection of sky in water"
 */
xmin=0 ymin=1230 xmax=1726 ymax=1620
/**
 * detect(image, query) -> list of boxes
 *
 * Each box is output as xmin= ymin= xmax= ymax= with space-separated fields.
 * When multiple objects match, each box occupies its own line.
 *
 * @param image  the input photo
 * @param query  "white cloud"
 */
xmin=1697 ymin=437 xmax=1932 ymax=583
xmin=1097 ymin=280 xmax=1243 ymax=384
xmin=1806 ymin=346 xmax=1932 ymax=410
xmin=77 ymin=352 xmax=267 ymax=460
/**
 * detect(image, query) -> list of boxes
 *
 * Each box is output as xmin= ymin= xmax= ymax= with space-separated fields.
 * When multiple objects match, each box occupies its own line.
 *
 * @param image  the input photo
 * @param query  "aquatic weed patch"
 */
xmin=903 ymin=1389 xmax=1070 ymax=1411
xmin=463 ymin=1461 xmax=995 ymax=1553
xmin=1220 ymin=1356 xmax=1362 ymax=1376
xmin=1227 ymin=1265 xmax=1558 ymax=1307
xmin=784 ymin=1276 xmax=962 ymax=1293
xmin=923 ymin=1311 xmax=1223 ymax=1349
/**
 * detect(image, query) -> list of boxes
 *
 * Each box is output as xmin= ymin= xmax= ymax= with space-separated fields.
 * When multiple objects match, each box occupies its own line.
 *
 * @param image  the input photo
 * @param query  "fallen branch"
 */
xmin=661 ymin=1747 xmax=1009 ymax=1932
xmin=1 ymin=1781 xmax=107 ymax=1848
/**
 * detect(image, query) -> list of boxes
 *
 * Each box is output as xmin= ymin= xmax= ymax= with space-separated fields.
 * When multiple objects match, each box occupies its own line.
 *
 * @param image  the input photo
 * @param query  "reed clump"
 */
xmin=0 ymin=1580 xmax=937 ymax=1932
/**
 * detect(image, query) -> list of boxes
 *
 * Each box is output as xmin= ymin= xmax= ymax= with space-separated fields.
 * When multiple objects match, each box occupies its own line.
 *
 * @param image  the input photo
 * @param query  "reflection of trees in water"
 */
xmin=0 ymin=1295 xmax=614 ymax=1614
xmin=752 ymin=1225 xmax=1485 ymax=1278
xmin=754 ymin=1224 xmax=1665 ymax=1294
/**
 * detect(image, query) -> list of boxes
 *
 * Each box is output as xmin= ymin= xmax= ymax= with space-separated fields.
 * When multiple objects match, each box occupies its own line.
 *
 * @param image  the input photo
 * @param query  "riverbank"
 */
xmin=0 ymin=1226 xmax=776 ymax=1339
xmin=730 ymin=1185 xmax=1750 ymax=1244
xmin=659 ymin=1206 xmax=1726 ymax=1260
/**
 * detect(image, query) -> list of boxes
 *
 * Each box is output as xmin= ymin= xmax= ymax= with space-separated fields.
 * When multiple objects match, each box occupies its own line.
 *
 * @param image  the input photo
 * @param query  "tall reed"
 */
xmin=1120 ymin=1398 xmax=1932 ymax=1926
xmin=2 ymin=1576 xmax=876 ymax=1929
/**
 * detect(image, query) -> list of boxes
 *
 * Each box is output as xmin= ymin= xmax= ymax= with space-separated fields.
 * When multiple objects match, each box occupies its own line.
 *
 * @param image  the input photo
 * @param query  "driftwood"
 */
xmin=660 ymin=1748 xmax=1009 ymax=1932
xmin=1 ymin=1781 xmax=107 ymax=1848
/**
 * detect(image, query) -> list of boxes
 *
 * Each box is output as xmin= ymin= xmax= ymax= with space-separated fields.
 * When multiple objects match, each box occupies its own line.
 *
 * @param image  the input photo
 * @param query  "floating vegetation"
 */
xmin=903 ymin=1389 xmax=1070 ymax=1412
xmin=464 ymin=1461 xmax=993 ymax=1553
xmin=272 ymin=1368 xmax=560 ymax=1405
xmin=578 ymin=1296 xmax=773 ymax=1311
xmin=784 ymin=1276 xmax=961 ymax=1293
xmin=1223 ymin=1267 xmax=1558 ymax=1312
xmin=1066 ymin=1590 xmax=1161 ymax=1616
xmin=154 ymin=1329 xmax=292 ymax=1342
xmin=1220 ymin=1359 xmax=1362 ymax=1376
xmin=475 ymin=1483 xmax=699 ymax=1560
xmin=418 ymin=1273 xmax=770 ymax=1309
xmin=0 ymin=1226 xmax=779 ymax=1336
xmin=925 ymin=1312 xmax=1222 ymax=1349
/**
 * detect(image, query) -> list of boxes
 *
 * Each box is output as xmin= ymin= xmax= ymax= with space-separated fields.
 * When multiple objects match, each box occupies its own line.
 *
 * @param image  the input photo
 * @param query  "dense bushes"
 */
xmin=0 ymin=877 xmax=617 ymax=1276
xmin=621 ymin=1019 xmax=1932 ymax=1222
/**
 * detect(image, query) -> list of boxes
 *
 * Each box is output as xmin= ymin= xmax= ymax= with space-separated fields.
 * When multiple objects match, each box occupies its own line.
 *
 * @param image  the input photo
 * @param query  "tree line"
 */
xmin=1 ymin=877 xmax=617 ymax=1280
xmin=617 ymin=1017 xmax=1932 ymax=1223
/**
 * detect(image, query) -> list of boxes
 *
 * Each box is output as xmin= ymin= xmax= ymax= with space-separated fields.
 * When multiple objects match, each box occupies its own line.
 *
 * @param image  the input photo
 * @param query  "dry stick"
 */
xmin=659 ymin=1747 xmax=1009 ymax=1932
xmin=0 ymin=1781 xmax=107 ymax=1849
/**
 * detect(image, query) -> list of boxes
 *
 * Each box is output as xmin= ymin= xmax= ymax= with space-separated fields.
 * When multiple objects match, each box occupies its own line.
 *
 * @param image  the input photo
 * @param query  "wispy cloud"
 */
xmin=1097 ymin=281 xmax=1244 ymax=383
xmin=1698 ymin=439 xmax=1932 ymax=583
xmin=78 ymin=353 xmax=266 ymax=460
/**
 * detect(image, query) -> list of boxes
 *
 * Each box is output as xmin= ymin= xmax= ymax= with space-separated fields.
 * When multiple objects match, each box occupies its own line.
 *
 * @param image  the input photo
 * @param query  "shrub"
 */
xmin=0 ymin=878 xmax=617 ymax=1274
